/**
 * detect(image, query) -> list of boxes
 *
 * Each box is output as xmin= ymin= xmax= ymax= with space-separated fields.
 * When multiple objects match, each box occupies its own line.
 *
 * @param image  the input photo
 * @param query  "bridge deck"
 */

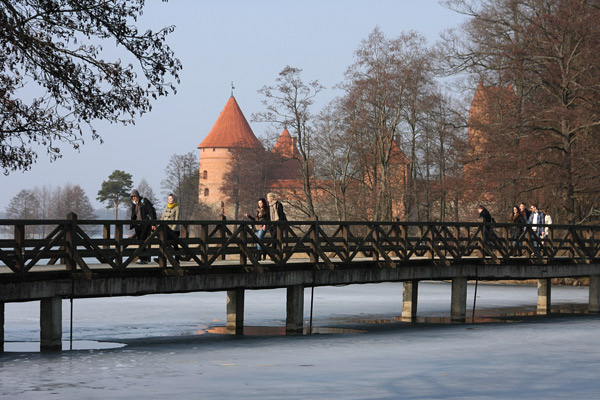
xmin=2 ymin=217 xmax=600 ymax=351
xmin=1 ymin=217 xmax=599 ymax=302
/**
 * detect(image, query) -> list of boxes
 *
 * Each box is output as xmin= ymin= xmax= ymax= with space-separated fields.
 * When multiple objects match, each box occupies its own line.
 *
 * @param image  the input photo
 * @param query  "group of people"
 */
xmin=128 ymin=189 xmax=287 ymax=264
xmin=510 ymin=203 xmax=553 ymax=249
xmin=129 ymin=189 xmax=180 ymax=264
xmin=243 ymin=192 xmax=286 ymax=260
xmin=477 ymin=202 xmax=553 ymax=252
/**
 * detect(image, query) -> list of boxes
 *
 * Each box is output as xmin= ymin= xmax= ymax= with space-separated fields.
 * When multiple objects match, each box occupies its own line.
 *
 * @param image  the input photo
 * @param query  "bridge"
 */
xmin=1 ymin=213 xmax=600 ymax=351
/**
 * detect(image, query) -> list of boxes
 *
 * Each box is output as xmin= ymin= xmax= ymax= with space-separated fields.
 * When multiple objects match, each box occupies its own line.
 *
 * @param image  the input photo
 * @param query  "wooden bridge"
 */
xmin=1 ymin=213 xmax=600 ymax=351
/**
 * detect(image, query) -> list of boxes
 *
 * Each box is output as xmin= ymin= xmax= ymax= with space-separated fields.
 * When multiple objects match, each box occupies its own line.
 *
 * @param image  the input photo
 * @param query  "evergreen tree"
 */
xmin=97 ymin=170 xmax=133 ymax=220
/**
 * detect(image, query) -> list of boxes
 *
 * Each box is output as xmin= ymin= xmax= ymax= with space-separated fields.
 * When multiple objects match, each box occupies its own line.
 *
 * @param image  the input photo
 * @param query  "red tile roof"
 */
xmin=198 ymin=96 xmax=263 ymax=149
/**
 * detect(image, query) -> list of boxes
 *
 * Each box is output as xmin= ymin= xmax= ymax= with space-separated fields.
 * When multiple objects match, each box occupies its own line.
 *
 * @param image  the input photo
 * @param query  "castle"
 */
xmin=197 ymin=95 xmax=303 ymax=216
xmin=197 ymin=92 xmax=423 ymax=221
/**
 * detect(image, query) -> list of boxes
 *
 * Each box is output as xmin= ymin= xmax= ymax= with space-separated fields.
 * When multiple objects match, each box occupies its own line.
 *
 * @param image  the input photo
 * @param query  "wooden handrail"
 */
xmin=1 ymin=216 xmax=599 ymax=281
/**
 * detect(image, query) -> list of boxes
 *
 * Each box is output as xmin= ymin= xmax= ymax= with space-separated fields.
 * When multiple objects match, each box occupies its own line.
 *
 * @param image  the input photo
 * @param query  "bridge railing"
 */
xmin=1 ymin=214 xmax=599 ymax=280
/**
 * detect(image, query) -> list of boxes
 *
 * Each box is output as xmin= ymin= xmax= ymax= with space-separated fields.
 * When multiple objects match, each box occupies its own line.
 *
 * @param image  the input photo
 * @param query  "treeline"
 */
xmin=3 ymin=152 xmax=212 ymax=238
xmin=4 ymin=183 xmax=97 ymax=237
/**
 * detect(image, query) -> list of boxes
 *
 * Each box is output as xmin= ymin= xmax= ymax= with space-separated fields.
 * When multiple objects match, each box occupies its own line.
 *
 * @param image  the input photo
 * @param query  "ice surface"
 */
xmin=1 ymin=282 xmax=599 ymax=399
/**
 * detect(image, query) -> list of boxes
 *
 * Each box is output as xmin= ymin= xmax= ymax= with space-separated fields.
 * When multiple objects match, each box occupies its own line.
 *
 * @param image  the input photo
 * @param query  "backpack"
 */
xmin=277 ymin=201 xmax=287 ymax=221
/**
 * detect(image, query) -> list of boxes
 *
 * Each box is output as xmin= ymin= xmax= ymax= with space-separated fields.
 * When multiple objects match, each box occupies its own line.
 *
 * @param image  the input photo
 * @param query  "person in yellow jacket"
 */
xmin=161 ymin=193 xmax=180 ymax=232
xmin=155 ymin=193 xmax=181 ymax=262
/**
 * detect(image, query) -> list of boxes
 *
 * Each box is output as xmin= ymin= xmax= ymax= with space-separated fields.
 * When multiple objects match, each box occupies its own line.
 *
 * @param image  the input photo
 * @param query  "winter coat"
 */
xmin=130 ymin=197 xmax=157 ymax=229
xmin=510 ymin=213 xmax=526 ymax=238
xmin=247 ymin=206 xmax=269 ymax=230
xmin=527 ymin=211 xmax=546 ymax=233
xmin=479 ymin=208 xmax=492 ymax=224
xmin=161 ymin=203 xmax=180 ymax=231
xmin=269 ymin=201 xmax=286 ymax=222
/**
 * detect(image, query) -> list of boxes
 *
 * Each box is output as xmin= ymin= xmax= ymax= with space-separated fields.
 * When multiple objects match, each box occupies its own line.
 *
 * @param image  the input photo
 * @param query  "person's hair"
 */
xmin=267 ymin=192 xmax=277 ymax=201
xmin=519 ymin=202 xmax=526 ymax=207
xmin=257 ymin=197 xmax=267 ymax=209
xmin=477 ymin=205 xmax=485 ymax=210
xmin=531 ymin=203 xmax=538 ymax=209
xmin=510 ymin=206 xmax=520 ymax=221
xmin=168 ymin=193 xmax=174 ymax=198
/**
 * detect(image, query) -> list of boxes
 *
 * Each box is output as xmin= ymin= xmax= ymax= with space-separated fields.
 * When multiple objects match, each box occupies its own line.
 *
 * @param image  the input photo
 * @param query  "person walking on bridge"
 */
xmin=130 ymin=189 xmax=157 ymax=264
xmin=477 ymin=205 xmax=494 ymax=245
xmin=510 ymin=205 xmax=526 ymax=255
xmin=244 ymin=197 xmax=269 ymax=260
xmin=267 ymin=191 xmax=286 ymax=234
xmin=156 ymin=193 xmax=181 ymax=262
xmin=527 ymin=204 xmax=545 ymax=248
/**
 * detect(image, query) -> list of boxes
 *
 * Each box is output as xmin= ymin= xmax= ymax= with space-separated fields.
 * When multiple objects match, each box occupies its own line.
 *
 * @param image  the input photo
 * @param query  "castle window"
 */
xmin=213 ymin=148 xmax=216 ymax=152
xmin=204 ymin=188 xmax=209 ymax=197
xmin=203 ymin=170 xmax=208 ymax=179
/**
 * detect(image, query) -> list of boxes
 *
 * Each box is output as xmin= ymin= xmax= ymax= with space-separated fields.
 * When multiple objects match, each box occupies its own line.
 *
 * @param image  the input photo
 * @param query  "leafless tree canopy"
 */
xmin=0 ymin=0 xmax=181 ymax=173
xmin=441 ymin=0 xmax=600 ymax=223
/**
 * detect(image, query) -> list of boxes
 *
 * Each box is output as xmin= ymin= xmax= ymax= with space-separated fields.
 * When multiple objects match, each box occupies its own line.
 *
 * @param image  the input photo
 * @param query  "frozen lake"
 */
xmin=1 ymin=282 xmax=599 ymax=399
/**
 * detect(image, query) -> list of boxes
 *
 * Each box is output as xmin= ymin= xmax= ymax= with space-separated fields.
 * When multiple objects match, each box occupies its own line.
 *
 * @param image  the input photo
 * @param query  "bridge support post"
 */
xmin=1 ymin=302 xmax=4 ymax=353
xmin=402 ymin=280 xmax=419 ymax=320
xmin=226 ymin=289 xmax=244 ymax=335
xmin=40 ymin=297 xmax=62 ymax=351
xmin=589 ymin=275 xmax=600 ymax=313
xmin=451 ymin=278 xmax=467 ymax=322
xmin=537 ymin=279 xmax=551 ymax=315
xmin=286 ymin=285 xmax=304 ymax=335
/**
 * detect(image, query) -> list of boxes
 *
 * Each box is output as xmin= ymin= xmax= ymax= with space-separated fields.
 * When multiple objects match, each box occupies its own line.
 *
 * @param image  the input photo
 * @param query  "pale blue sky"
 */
xmin=2 ymin=0 xmax=468 ymax=211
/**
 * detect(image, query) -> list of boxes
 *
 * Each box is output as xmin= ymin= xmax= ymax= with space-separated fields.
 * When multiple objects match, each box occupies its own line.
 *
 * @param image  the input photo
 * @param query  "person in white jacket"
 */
xmin=540 ymin=210 xmax=552 ymax=245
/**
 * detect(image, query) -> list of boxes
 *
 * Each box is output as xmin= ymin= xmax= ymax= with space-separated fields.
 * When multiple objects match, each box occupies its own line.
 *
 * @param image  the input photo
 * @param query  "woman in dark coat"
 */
xmin=510 ymin=205 xmax=526 ymax=255
xmin=244 ymin=198 xmax=269 ymax=259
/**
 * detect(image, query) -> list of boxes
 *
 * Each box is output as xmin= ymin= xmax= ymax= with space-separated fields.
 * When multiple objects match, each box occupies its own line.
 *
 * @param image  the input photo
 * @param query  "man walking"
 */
xmin=477 ymin=205 xmax=494 ymax=245
xmin=527 ymin=204 xmax=545 ymax=248
xmin=130 ymin=189 xmax=157 ymax=264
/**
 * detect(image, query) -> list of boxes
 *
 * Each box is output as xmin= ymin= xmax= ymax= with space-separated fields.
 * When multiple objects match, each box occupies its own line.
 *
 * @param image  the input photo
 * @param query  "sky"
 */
xmin=1 ymin=0 xmax=469 ymax=212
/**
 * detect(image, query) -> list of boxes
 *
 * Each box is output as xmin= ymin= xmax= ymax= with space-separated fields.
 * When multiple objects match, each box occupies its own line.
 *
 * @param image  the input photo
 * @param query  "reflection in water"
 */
xmin=204 ymin=326 xmax=366 ymax=336
xmin=3 ymin=340 xmax=126 ymax=352
xmin=338 ymin=303 xmax=590 ymax=325
xmin=201 ymin=303 xmax=591 ymax=336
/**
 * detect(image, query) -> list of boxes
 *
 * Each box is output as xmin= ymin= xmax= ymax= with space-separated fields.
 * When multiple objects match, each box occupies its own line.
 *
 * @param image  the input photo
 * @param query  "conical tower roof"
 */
xmin=198 ymin=96 xmax=262 ymax=149
xmin=273 ymin=128 xmax=301 ymax=158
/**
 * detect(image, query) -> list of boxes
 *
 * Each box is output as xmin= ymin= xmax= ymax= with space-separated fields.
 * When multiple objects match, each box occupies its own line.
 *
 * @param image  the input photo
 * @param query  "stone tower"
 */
xmin=197 ymin=95 xmax=263 ymax=209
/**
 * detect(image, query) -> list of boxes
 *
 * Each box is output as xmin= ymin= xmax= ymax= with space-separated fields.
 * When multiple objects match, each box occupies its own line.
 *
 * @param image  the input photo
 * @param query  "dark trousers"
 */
xmin=135 ymin=225 xmax=151 ymax=261
xmin=172 ymin=230 xmax=181 ymax=259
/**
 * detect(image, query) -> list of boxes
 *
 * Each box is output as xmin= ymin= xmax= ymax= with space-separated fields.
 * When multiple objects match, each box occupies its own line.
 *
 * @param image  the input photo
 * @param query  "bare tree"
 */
xmin=219 ymin=146 xmax=273 ymax=220
xmin=5 ymin=189 xmax=41 ymax=237
xmin=161 ymin=152 xmax=202 ymax=220
xmin=136 ymin=179 xmax=159 ymax=207
xmin=442 ymin=0 xmax=600 ymax=223
xmin=1 ymin=0 xmax=181 ymax=173
xmin=48 ymin=183 xmax=96 ymax=219
xmin=313 ymin=100 xmax=362 ymax=220
xmin=341 ymin=28 xmax=429 ymax=220
xmin=253 ymin=66 xmax=323 ymax=218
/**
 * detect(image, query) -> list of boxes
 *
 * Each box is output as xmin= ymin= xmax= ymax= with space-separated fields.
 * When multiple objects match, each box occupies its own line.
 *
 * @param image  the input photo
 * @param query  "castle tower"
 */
xmin=464 ymin=82 xmax=515 ymax=200
xmin=269 ymin=128 xmax=303 ymax=181
xmin=198 ymin=96 xmax=263 ymax=207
